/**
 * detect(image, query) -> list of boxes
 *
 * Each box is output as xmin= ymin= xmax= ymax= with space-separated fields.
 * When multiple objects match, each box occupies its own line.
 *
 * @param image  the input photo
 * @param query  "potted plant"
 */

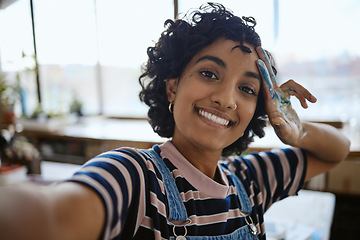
xmin=0 ymin=72 xmax=19 ymax=125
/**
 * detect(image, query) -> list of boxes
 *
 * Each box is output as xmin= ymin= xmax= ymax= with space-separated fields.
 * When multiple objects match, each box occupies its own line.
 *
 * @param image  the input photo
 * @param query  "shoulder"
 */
xmin=85 ymin=146 xmax=160 ymax=174
xmin=224 ymin=147 xmax=306 ymax=170
xmin=221 ymin=147 xmax=307 ymax=194
xmin=66 ymin=145 xmax=166 ymax=239
xmin=68 ymin=146 xmax=165 ymax=196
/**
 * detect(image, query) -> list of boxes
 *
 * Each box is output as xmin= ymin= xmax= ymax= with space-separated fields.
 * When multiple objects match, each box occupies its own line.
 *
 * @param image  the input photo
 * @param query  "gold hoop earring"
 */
xmin=168 ymin=102 xmax=174 ymax=113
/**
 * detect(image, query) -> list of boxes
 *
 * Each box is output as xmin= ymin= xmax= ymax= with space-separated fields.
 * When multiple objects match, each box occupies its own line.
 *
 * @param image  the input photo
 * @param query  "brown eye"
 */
xmin=200 ymin=70 xmax=218 ymax=80
xmin=239 ymin=86 xmax=256 ymax=96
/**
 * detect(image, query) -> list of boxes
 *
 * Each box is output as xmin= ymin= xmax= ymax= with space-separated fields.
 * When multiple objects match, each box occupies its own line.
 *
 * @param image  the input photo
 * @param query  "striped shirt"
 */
xmin=68 ymin=141 xmax=307 ymax=239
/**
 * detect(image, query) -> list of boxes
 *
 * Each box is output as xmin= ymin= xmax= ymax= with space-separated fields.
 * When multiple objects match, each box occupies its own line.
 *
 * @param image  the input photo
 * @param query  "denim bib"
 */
xmin=142 ymin=148 xmax=259 ymax=240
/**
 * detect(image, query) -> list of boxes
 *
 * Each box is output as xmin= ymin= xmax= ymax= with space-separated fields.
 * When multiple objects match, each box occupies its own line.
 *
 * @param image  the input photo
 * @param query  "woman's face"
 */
xmin=166 ymin=38 xmax=261 ymax=155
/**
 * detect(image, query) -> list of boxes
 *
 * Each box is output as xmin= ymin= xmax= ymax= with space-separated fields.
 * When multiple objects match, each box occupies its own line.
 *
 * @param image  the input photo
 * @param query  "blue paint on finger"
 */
xmin=284 ymin=88 xmax=297 ymax=94
xmin=257 ymin=59 xmax=274 ymax=95
xmin=262 ymin=49 xmax=277 ymax=85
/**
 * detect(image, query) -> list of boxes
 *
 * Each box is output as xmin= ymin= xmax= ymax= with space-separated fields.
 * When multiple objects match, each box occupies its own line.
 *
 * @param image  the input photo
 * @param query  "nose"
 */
xmin=210 ymin=82 xmax=237 ymax=111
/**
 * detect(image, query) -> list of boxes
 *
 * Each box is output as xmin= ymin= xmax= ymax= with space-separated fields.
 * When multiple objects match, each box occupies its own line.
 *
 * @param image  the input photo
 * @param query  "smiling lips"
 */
xmin=197 ymin=108 xmax=233 ymax=127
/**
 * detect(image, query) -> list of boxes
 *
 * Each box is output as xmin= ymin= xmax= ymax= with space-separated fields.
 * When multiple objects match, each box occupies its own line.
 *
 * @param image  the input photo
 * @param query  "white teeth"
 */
xmin=199 ymin=110 xmax=230 ymax=126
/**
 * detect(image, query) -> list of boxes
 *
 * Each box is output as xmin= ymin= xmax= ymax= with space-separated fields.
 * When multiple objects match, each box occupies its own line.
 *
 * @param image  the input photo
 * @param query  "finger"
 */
xmin=293 ymin=91 xmax=309 ymax=109
xmin=256 ymin=59 xmax=274 ymax=99
xmin=257 ymin=59 xmax=283 ymax=117
xmin=280 ymin=80 xmax=317 ymax=108
xmin=271 ymin=117 xmax=288 ymax=131
xmin=281 ymin=80 xmax=317 ymax=102
xmin=296 ymin=94 xmax=308 ymax=109
xmin=280 ymin=89 xmax=307 ymax=108
xmin=256 ymin=46 xmax=278 ymax=88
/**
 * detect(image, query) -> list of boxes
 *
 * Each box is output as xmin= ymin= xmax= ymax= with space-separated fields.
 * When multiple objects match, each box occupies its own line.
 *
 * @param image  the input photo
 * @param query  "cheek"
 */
xmin=175 ymin=80 xmax=206 ymax=105
xmin=240 ymin=101 xmax=258 ymax=124
xmin=172 ymin=88 xmax=198 ymax=121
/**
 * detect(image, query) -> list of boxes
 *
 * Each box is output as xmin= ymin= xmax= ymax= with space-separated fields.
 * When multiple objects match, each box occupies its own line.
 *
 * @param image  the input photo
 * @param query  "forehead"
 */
xmin=189 ymin=38 xmax=259 ymax=68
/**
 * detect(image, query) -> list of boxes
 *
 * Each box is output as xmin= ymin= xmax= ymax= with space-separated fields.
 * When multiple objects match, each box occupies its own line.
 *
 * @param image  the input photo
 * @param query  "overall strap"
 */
xmin=220 ymin=165 xmax=252 ymax=214
xmin=142 ymin=148 xmax=188 ymax=221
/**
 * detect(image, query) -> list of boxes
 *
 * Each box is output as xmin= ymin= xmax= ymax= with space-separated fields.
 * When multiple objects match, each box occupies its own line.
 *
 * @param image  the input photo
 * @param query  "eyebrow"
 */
xmin=245 ymin=71 xmax=262 ymax=81
xmin=196 ymin=55 xmax=261 ymax=81
xmin=196 ymin=55 xmax=227 ymax=68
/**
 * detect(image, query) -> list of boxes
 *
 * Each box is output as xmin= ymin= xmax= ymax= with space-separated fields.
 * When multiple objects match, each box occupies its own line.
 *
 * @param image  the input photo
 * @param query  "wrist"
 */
xmin=295 ymin=121 xmax=350 ymax=163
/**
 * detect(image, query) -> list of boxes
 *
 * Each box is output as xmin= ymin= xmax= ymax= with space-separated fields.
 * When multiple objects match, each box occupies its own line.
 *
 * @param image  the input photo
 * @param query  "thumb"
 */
xmin=270 ymin=117 xmax=287 ymax=131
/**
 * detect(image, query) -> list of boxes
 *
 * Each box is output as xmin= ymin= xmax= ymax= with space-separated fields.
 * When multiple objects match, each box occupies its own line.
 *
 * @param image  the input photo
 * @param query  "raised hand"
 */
xmin=256 ymin=47 xmax=317 ymax=146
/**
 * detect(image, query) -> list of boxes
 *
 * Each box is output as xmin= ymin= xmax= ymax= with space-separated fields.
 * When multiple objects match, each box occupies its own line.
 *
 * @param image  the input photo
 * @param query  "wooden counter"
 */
xmin=14 ymin=117 xmax=360 ymax=195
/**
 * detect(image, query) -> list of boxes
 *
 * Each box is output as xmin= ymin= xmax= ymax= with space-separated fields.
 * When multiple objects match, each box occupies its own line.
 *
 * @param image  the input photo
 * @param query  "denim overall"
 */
xmin=143 ymin=149 xmax=259 ymax=240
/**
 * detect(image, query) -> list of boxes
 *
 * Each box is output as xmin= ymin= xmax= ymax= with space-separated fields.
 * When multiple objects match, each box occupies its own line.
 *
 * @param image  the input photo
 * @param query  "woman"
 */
xmin=0 ymin=3 xmax=350 ymax=240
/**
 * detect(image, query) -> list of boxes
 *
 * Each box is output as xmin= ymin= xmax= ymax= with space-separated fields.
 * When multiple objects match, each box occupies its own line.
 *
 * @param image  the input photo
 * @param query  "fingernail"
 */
xmin=261 ymin=48 xmax=271 ymax=65
xmin=310 ymin=95 xmax=317 ymax=102
xmin=271 ymin=118 xmax=282 ymax=126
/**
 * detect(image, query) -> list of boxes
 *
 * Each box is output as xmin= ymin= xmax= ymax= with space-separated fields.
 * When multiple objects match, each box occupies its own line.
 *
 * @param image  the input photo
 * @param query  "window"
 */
xmin=0 ymin=0 xmax=37 ymax=117
xmin=95 ymin=0 xmax=173 ymax=117
xmin=1 ymin=0 xmax=359 ymax=125
xmin=271 ymin=0 xmax=360 ymax=124
xmin=33 ymin=0 xmax=100 ymax=115
xmin=180 ymin=0 xmax=360 ymax=124
xmin=0 ymin=0 xmax=173 ymax=118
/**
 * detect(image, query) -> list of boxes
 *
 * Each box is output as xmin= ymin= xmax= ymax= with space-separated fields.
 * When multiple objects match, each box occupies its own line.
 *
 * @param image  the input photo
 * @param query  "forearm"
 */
xmin=0 ymin=185 xmax=58 ymax=240
xmin=296 ymin=121 xmax=350 ymax=163
xmin=0 ymin=182 xmax=104 ymax=240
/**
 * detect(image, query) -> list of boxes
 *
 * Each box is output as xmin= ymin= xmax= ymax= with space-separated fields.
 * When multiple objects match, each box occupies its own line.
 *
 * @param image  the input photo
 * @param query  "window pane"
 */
xmin=96 ymin=0 xmax=174 ymax=117
xmin=33 ymin=0 xmax=99 ymax=115
xmin=180 ymin=0 xmax=360 ymax=125
xmin=0 ymin=0 xmax=38 ymax=118
xmin=272 ymin=0 xmax=360 ymax=124
xmin=179 ymin=0 xmax=275 ymax=45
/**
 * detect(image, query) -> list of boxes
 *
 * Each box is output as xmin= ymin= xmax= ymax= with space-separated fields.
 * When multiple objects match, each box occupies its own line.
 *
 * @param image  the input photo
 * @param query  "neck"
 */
xmin=170 ymin=140 xmax=222 ymax=180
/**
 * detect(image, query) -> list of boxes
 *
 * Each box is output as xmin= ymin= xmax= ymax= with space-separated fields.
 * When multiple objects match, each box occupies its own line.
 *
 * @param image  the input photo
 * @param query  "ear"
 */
xmin=166 ymin=78 xmax=178 ymax=103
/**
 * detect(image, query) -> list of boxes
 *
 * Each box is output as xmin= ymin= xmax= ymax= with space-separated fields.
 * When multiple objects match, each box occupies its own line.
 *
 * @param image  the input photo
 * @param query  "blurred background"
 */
xmin=0 ymin=1 xmax=359 ymax=239
xmin=1 ymin=0 xmax=359 ymax=122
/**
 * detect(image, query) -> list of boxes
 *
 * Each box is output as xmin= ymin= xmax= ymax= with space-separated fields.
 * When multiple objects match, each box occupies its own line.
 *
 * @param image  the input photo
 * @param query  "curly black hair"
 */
xmin=139 ymin=2 xmax=269 ymax=156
